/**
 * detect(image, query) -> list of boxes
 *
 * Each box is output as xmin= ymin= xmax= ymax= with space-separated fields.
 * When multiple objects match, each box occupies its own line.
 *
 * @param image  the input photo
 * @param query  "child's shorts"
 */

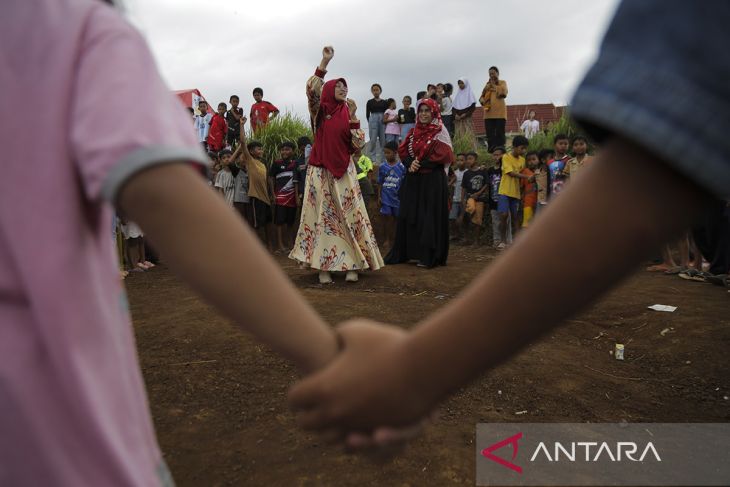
xmin=274 ymin=205 xmax=297 ymax=226
xmin=469 ymin=200 xmax=485 ymax=226
xmin=380 ymin=204 xmax=399 ymax=217
xmin=449 ymin=201 xmax=462 ymax=220
xmin=250 ymin=197 xmax=272 ymax=229
xmin=233 ymin=201 xmax=252 ymax=225
xmin=497 ymin=195 xmax=520 ymax=215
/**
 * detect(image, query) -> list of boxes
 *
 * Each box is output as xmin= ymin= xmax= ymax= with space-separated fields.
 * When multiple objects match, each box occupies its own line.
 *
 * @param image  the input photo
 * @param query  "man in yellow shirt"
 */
xmin=479 ymin=66 xmax=508 ymax=151
xmin=497 ymin=135 xmax=531 ymax=249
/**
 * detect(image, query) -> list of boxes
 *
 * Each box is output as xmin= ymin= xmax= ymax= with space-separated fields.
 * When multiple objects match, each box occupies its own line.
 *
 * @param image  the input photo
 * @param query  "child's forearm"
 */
xmin=400 ymin=137 xmax=708 ymax=406
xmin=118 ymin=163 xmax=338 ymax=373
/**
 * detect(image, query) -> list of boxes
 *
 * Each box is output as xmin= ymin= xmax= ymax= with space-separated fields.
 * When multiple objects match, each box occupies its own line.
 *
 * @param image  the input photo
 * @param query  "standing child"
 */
xmin=437 ymin=83 xmax=454 ymax=137
xmin=548 ymin=133 xmax=571 ymax=198
xmin=398 ymin=95 xmax=416 ymax=142
xmin=486 ymin=146 xmax=511 ymax=248
xmin=3 ymin=4 xmax=345 ymax=485
xmin=294 ymin=136 xmax=312 ymax=240
xmin=564 ymin=135 xmax=593 ymax=183
xmin=520 ymin=151 xmax=539 ymax=227
xmin=449 ymin=153 xmax=467 ymax=241
xmin=366 ymin=83 xmax=388 ymax=163
xmin=497 ymin=135 xmax=530 ymax=248
xmin=250 ymin=87 xmax=279 ymax=133
xmin=295 ymin=136 xmax=312 ymax=203
xmin=269 ymin=141 xmax=300 ymax=252
xmin=121 ymin=219 xmax=154 ymax=272
xmin=207 ymin=150 xmax=220 ymax=185
xmin=377 ymin=141 xmax=406 ymax=251
xmin=460 ymin=152 xmax=488 ymax=245
xmin=383 ymin=98 xmax=400 ymax=145
xmin=207 ymin=102 xmax=228 ymax=153
xmin=239 ymin=129 xmax=274 ymax=251
xmin=225 ymin=95 xmax=245 ymax=149
xmin=535 ymin=149 xmax=553 ymax=213
xmin=228 ymin=145 xmax=252 ymax=225
xmin=214 ymin=148 xmax=235 ymax=207
xmin=194 ymin=99 xmax=212 ymax=150
xmin=354 ymin=147 xmax=375 ymax=209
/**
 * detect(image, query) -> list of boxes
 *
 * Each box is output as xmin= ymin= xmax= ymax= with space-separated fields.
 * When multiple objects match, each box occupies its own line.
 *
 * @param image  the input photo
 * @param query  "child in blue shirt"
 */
xmin=377 ymin=141 xmax=406 ymax=250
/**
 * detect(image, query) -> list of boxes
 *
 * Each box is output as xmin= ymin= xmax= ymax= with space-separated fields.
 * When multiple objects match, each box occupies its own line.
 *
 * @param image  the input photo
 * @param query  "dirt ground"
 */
xmin=127 ymin=239 xmax=730 ymax=487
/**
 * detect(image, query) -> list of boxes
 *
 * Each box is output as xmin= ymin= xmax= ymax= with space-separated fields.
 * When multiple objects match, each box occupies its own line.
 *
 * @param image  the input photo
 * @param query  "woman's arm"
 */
xmin=306 ymin=46 xmax=334 ymax=125
xmin=117 ymin=163 xmax=338 ymax=373
xmin=347 ymin=98 xmax=366 ymax=152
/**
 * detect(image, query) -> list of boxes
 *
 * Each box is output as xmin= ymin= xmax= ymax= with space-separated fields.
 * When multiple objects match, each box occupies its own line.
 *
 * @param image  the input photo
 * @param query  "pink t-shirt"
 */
xmin=384 ymin=108 xmax=400 ymax=135
xmin=0 ymin=1 xmax=205 ymax=485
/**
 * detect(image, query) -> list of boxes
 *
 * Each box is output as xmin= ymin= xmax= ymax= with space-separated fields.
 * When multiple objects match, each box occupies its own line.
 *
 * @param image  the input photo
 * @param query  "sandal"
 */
xmin=678 ymin=269 xmax=706 ymax=282
xmin=705 ymin=274 xmax=729 ymax=287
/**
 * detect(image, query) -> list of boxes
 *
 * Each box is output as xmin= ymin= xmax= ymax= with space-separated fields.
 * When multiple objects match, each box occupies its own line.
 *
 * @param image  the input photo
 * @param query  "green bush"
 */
xmin=527 ymin=111 xmax=584 ymax=153
xmin=451 ymin=131 xmax=494 ymax=166
xmin=246 ymin=111 xmax=313 ymax=166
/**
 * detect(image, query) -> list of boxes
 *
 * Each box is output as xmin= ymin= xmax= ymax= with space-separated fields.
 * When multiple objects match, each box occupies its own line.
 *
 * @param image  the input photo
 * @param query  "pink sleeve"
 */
xmin=70 ymin=8 xmax=206 ymax=204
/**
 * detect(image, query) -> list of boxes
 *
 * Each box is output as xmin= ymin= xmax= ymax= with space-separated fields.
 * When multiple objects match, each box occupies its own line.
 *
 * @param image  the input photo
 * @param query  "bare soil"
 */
xmin=127 ymin=242 xmax=730 ymax=487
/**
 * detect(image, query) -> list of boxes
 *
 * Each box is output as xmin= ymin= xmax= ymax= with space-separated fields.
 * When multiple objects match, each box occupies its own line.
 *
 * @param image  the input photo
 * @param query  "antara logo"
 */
xmin=481 ymin=432 xmax=524 ymax=474
xmin=482 ymin=433 xmax=662 ymax=474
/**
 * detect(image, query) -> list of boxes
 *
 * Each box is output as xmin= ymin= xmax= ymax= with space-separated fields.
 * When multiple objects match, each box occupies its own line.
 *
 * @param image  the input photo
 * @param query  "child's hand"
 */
xmin=322 ymin=46 xmax=334 ymax=62
xmin=289 ymin=319 xmax=432 ymax=435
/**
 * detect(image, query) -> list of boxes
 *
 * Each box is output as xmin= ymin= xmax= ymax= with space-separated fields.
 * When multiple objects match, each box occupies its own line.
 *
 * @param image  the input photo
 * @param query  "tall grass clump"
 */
xmin=246 ymin=111 xmax=313 ymax=166
xmin=451 ymin=131 xmax=494 ymax=166
xmin=527 ymin=111 xmax=584 ymax=152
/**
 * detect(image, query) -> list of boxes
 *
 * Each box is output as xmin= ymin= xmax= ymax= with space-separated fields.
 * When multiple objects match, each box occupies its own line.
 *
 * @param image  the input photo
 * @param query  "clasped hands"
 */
xmin=288 ymin=319 xmax=434 ymax=451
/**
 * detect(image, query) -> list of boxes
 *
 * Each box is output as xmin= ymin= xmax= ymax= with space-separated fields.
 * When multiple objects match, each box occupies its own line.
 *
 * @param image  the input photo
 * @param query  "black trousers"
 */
xmin=692 ymin=199 xmax=730 ymax=275
xmin=484 ymin=118 xmax=506 ymax=152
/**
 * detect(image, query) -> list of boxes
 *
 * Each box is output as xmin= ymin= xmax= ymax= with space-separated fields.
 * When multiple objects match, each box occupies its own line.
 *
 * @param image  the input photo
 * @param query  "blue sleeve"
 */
xmin=570 ymin=0 xmax=730 ymax=199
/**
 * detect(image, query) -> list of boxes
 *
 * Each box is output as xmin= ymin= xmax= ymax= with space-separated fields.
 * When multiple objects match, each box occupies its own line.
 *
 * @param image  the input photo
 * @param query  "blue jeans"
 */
xmin=400 ymin=123 xmax=415 ymax=140
xmin=385 ymin=133 xmax=399 ymax=146
xmin=368 ymin=113 xmax=386 ymax=163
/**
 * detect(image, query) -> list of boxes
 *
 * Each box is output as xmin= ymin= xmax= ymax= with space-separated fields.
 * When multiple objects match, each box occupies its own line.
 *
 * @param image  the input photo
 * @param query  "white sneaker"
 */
xmin=345 ymin=271 xmax=359 ymax=282
xmin=318 ymin=271 xmax=333 ymax=284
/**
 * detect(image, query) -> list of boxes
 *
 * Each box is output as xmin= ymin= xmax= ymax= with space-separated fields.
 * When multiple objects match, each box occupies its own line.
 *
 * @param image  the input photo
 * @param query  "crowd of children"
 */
xmin=441 ymin=134 xmax=595 ymax=250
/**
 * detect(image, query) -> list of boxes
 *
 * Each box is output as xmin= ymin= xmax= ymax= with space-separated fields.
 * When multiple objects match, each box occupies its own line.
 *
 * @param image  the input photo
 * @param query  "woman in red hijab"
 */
xmin=385 ymin=98 xmax=454 ymax=268
xmin=289 ymin=46 xmax=384 ymax=284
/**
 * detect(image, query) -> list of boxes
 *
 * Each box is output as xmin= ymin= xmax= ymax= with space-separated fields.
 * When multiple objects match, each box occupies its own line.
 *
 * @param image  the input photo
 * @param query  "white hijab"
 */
xmin=453 ymin=77 xmax=477 ymax=110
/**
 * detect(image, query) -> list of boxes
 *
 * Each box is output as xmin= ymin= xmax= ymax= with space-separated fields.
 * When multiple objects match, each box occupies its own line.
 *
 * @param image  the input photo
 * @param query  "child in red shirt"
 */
xmin=250 ymin=87 xmax=279 ymax=132
xmin=207 ymin=102 xmax=228 ymax=152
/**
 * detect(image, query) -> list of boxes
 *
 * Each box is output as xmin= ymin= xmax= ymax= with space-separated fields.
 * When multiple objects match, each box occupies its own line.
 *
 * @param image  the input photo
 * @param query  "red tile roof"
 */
xmin=470 ymin=103 xmax=567 ymax=136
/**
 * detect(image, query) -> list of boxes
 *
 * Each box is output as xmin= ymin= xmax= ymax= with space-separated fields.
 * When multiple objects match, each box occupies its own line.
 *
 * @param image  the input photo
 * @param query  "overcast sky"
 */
xmin=125 ymin=0 xmax=620 ymax=127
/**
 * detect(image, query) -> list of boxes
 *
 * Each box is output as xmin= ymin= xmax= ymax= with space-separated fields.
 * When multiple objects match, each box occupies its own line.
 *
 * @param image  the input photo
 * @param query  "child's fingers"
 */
xmin=294 ymin=407 xmax=330 ymax=431
xmin=345 ymin=432 xmax=375 ymax=450
xmin=288 ymin=377 xmax=323 ymax=411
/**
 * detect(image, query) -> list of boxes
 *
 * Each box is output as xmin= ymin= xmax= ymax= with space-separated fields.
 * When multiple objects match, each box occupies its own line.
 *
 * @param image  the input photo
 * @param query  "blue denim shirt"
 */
xmin=570 ymin=0 xmax=730 ymax=199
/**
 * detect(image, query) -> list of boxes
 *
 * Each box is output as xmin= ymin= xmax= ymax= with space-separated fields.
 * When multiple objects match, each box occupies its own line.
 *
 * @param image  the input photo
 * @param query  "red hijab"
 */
xmin=309 ymin=78 xmax=353 ymax=179
xmin=398 ymin=98 xmax=449 ymax=162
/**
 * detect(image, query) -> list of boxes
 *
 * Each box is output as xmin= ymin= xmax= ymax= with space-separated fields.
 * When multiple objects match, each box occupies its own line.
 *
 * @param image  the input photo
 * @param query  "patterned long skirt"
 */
xmin=289 ymin=161 xmax=384 ymax=272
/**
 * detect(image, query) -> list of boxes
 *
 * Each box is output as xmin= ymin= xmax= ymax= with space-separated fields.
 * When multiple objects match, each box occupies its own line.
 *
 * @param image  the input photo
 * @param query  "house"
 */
xmin=470 ymin=103 xmax=567 ymax=137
